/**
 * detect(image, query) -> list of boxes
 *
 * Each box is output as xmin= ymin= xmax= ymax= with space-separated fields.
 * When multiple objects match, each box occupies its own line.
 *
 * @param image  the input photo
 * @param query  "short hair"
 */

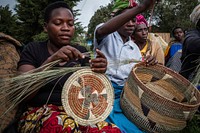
xmin=44 ymin=1 xmax=73 ymax=23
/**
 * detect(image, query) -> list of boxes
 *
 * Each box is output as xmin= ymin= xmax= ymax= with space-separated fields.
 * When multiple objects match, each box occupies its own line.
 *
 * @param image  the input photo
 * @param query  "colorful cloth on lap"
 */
xmin=105 ymin=82 xmax=144 ymax=133
xmin=18 ymin=104 xmax=121 ymax=133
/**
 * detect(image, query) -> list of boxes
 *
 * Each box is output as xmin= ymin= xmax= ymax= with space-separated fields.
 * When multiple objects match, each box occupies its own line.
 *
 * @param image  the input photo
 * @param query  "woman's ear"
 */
xmin=43 ymin=22 xmax=48 ymax=33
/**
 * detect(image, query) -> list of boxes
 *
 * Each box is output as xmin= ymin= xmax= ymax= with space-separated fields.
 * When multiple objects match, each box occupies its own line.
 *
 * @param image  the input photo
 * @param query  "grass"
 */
xmin=181 ymin=113 xmax=200 ymax=133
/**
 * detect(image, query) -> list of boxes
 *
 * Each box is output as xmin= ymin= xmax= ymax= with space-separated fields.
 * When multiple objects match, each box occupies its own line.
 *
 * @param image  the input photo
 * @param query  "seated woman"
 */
xmin=16 ymin=1 xmax=121 ymax=133
xmin=132 ymin=14 xmax=165 ymax=65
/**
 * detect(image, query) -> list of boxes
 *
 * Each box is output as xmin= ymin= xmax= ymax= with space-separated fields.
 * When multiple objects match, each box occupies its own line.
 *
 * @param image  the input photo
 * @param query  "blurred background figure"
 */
xmin=180 ymin=4 xmax=200 ymax=82
xmin=165 ymin=26 xmax=185 ymax=72
xmin=165 ymin=27 xmax=185 ymax=65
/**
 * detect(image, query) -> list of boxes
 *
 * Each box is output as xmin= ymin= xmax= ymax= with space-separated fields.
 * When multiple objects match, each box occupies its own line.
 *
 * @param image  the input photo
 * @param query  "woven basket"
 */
xmin=0 ymin=32 xmax=22 ymax=132
xmin=120 ymin=63 xmax=200 ymax=133
xmin=62 ymin=68 xmax=114 ymax=126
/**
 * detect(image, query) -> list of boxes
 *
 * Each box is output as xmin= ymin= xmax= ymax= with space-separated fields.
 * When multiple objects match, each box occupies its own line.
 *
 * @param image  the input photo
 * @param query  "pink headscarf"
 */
xmin=136 ymin=14 xmax=148 ymax=27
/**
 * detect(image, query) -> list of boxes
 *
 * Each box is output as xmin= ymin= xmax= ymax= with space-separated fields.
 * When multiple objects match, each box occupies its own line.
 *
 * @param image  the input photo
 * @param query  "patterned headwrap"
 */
xmin=190 ymin=4 xmax=200 ymax=26
xmin=112 ymin=0 xmax=137 ymax=16
xmin=136 ymin=14 xmax=148 ymax=27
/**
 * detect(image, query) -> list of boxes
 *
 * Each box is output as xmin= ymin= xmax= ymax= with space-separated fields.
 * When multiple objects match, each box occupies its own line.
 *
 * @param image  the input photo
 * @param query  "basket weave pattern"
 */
xmin=62 ymin=68 xmax=114 ymax=126
xmin=0 ymin=33 xmax=21 ymax=131
xmin=120 ymin=63 xmax=200 ymax=132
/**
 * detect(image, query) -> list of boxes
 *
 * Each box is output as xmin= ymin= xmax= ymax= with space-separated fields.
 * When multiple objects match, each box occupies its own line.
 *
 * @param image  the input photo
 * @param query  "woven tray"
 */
xmin=62 ymin=68 xmax=114 ymax=126
xmin=120 ymin=63 xmax=200 ymax=133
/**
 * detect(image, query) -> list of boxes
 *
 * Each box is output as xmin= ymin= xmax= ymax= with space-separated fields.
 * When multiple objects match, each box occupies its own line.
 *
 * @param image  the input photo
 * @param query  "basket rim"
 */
xmin=61 ymin=68 xmax=114 ymax=126
xmin=132 ymin=63 xmax=200 ymax=108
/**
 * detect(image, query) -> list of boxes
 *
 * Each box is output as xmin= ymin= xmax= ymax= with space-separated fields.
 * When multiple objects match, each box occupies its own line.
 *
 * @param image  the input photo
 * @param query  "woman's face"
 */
xmin=44 ymin=7 xmax=75 ymax=48
xmin=134 ymin=23 xmax=148 ymax=43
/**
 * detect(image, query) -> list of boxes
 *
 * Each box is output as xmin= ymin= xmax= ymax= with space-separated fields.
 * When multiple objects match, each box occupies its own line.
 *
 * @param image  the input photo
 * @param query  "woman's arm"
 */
xmin=96 ymin=0 xmax=156 ymax=40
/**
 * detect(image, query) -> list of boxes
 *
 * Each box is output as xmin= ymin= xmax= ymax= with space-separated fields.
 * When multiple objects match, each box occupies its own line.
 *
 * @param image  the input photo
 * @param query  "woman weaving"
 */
xmin=15 ymin=1 xmax=121 ymax=132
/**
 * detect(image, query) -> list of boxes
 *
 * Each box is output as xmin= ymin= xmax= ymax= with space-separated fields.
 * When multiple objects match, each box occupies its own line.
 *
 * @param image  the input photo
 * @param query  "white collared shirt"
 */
xmin=94 ymin=24 xmax=142 ymax=86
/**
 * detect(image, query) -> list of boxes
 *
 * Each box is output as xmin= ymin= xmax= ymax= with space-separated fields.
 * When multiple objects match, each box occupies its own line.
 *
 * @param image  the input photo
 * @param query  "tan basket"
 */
xmin=120 ymin=63 xmax=200 ymax=133
xmin=0 ymin=32 xmax=22 ymax=132
xmin=62 ymin=68 xmax=114 ymax=126
xmin=0 ymin=104 xmax=18 ymax=131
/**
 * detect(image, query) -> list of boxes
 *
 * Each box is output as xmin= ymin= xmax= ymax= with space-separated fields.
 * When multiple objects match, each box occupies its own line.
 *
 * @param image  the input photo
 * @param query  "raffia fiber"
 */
xmin=120 ymin=63 xmax=200 ymax=133
xmin=0 ymin=64 xmax=86 ymax=132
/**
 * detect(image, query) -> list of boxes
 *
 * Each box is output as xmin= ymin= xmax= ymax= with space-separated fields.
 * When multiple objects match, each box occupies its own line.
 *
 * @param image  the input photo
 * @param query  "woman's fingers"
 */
xmin=145 ymin=55 xmax=158 ymax=66
xmin=62 ymin=46 xmax=84 ymax=60
xmin=90 ymin=49 xmax=107 ymax=73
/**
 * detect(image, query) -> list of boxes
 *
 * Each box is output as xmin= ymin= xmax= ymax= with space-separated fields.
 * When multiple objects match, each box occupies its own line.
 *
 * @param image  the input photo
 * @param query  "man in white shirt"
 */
xmin=93 ymin=0 xmax=157 ymax=132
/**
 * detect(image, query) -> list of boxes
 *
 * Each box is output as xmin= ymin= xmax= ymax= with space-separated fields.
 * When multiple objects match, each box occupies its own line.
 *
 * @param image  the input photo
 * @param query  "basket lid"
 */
xmin=62 ymin=68 xmax=114 ymax=126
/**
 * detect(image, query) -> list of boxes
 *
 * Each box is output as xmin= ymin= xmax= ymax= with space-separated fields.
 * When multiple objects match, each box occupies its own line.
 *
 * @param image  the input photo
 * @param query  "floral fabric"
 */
xmin=18 ymin=104 xmax=121 ymax=133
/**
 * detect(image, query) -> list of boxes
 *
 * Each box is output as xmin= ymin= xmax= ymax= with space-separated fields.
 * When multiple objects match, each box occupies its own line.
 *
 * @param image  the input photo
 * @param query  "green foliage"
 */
xmin=87 ymin=3 xmax=114 ymax=49
xmin=181 ymin=114 xmax=200 ymax=133
xmin=0 ymin=5 xmax=18 ymax=38
xmin=87 ymin=3 xmax=113 ymax=40
xmin=73 ymin=21 xmax=86 ymax=43
xmin=1 ymin=0 xmax=200 ymax=46
xmin=88 ymin=0 xmax=200 ymax=39
xmin=12 ymin=0 xmax=83 ymax=44
xmin=146 ymin=0 xmax=199 ymax=33
xmin=32 ymin=32 xmax=48 ymax=42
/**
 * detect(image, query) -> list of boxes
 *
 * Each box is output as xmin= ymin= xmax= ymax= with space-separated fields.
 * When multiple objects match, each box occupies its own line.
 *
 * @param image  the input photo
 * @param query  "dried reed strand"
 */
xmin=0 ymin=56 xmax=142 ymax=118
xmin=0 ymin=60 xmax=87 ymax=118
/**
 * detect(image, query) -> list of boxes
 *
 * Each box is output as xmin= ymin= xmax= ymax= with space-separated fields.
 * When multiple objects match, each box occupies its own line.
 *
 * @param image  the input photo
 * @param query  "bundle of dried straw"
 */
xmin=0 ymin=60 xmax=86 ymax=119
xmin=0 ymin=57 xmax=141 ymax=129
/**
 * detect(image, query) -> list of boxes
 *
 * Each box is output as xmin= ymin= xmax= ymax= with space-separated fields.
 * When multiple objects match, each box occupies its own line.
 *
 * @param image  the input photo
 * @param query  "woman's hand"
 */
xmin=90 ymin=49 xmax=107 ymax=73
xmin=45 ymin=45 xmax=85 ymax=66
xmin=144 ymin=55 xmax=158 ymax=66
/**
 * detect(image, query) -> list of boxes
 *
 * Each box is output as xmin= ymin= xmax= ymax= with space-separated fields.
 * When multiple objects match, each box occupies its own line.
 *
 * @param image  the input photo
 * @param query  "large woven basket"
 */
xmin=120 ymin=63 xmax=200 ymax=133
xmin=0 ymin=32 xmax=22 ymax=132
xmin=62 ymin=68 xmax=114 ymax=126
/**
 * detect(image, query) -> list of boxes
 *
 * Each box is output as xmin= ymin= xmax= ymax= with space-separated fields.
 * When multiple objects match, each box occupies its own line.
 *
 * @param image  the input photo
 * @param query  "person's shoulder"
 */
xmin=23 ymin=41 xmax=47 ymax=52
xmin=184 ymin=29 xmax=200 ymax=44
xmin=185 ymin=29 xmax=200 ymax=36
xmin=94 ymin=23 xmax=105 ymax=33
xmin=168 ymin=39 xmax=176 ymax=45
xmin=149 ymin=38 xmax=165 ymax=52
xmin=25 ymin=41 xmax=46 ymax=47
xmin=129 ymin=40 xmax=140 ymax=51
xmin=96 ymin=23 xmax=104 ymax=28
xmin=149 ymin=38 xmax=159 ymax=46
